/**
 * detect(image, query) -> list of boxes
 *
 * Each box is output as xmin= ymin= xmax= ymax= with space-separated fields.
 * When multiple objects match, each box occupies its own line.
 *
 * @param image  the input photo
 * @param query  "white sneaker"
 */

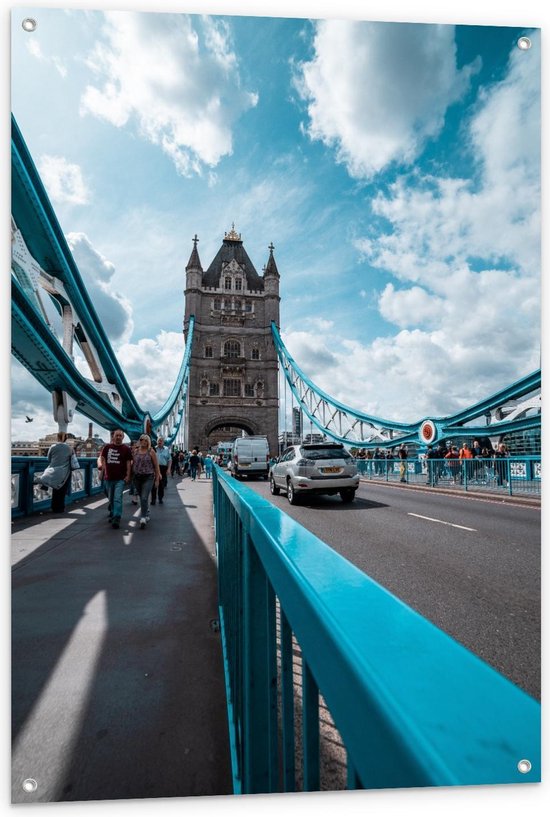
xmin=140 ymin=518 xmax=146 ymax=529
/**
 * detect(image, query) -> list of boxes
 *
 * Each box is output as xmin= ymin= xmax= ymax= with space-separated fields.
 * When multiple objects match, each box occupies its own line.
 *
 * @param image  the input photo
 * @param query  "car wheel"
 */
xmin=340 ymin=489 xmax=356 ymax=503
xmin=270 ymin=475 xmax=280 ymax=495
xmin=287 ymin=480 xmax=299 ymax=505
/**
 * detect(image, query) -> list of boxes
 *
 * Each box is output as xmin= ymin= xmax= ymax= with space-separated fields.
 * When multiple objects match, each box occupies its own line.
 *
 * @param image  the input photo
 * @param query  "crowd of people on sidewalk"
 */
xmin=424 ymin=440 xmax=510 ymax=486
xmin=355 ymin=439 xmax=510 ymax=487
xmin=95 ymin=432 xmax=218 ymax=529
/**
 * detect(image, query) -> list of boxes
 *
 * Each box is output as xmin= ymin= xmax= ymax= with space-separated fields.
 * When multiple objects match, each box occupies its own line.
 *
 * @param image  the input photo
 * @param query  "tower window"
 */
xmin=251 ymin=348 xmax=260 ymax=360
xmin=245 ymin=384 xmax=254 ymax=397
xmin=205 ymin=346 xmax=213 ymax=358
xmin=235 ymin=278 xmax=242 ymax=291
xmin=234 ymin=300 xmax=242 ymax=312
xmin=213 ymin=299 xmax=221 ymax=310
xmin=209 ymin=383 xmax=220 ymax=396
xmin=224 ymin=340 xmax=241 ymax=359
xmin=245 ymin=301 xmax=252 ymax=312
xmin=224 ymin=277 xmax=232 ymax=290
xmin=223 ymin=378 xmax=241 ymax=397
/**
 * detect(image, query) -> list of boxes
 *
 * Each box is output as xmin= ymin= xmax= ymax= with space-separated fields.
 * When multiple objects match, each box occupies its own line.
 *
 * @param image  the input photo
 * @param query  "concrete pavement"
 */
xmin=11 ymin=473 xmax=232 ymax=803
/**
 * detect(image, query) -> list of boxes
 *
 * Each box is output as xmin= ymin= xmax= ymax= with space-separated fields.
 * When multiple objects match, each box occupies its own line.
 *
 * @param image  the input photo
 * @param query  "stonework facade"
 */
xmin=183 ymin=227 xmax=280 ymax=456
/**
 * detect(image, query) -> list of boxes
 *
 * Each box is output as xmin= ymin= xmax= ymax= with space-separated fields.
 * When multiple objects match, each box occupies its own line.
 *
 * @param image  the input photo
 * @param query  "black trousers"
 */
xmin=52 ymin=474 xmax=71 ymax=512
xmin=151 ymin=465 xmax=169 ymax=502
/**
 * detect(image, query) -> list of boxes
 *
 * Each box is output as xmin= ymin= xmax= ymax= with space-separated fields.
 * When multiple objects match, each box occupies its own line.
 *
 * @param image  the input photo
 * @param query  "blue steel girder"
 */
xmin=272 ymin=322 xmax=419 ymax=447
xmin=272 ymin=322 xmax=541 ymax=448
xmin=11 ymin=115 xmax=142 ymax=423
xmin=12 ymin=275 xmax=143 ymax=438
xmin=151 ymin=317 xmax=194 ymax=444
xmin=11 ymin=114 xmax=194 ymax=442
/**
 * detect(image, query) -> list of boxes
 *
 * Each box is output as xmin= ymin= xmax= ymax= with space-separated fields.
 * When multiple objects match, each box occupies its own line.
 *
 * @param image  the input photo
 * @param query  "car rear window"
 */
xmin=300 ymin=446 xmax=351 ymax=460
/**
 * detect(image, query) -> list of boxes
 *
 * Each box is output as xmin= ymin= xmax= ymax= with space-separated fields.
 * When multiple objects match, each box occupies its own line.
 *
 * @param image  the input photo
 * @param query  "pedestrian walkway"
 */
xmin=11 ymin=475 xmax=231 ymax=803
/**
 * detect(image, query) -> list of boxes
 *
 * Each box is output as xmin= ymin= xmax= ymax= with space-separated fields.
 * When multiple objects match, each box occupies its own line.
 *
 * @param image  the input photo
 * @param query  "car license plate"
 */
xmin=321 ymin=466 xmax=341 ymax=474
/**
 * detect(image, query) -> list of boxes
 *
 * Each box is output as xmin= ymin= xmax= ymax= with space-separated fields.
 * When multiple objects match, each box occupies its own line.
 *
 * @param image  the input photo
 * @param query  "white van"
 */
xmin=230 ymin=436 xmax=270 ymax=479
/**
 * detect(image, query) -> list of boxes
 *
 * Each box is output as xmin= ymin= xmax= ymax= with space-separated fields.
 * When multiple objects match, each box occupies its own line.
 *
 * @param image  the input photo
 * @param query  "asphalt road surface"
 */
xmin=246 ymin=478 xmax=541 ymax=700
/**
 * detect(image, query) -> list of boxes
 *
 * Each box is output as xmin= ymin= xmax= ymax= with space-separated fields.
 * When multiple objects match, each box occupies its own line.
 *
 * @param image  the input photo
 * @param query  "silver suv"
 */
xmin=270 ymin=443 xmax=360 ymax=504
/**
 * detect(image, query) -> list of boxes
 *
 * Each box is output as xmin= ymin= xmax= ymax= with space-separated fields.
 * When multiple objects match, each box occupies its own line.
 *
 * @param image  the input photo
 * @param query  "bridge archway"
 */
xmin=200 ymin=416 xmax=260 ymax=452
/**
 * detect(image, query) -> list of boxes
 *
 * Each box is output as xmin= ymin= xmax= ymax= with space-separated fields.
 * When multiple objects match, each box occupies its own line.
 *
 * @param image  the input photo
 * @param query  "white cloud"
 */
xmin=26 ymin=38 xmax=68 ymax=77
xmin=296 ymin=20 xmax=480 ymax=179
xmin=80 ymin=12 xmax=258 ymax=176
xmin=37 ymin=156 xmax=90 ymax=205
xmin=115 ymin=331 xmax=186 ymax=412
xmin=378 ymin=284 xmax=445 ymax=329
xmin=66 ymin=233 xmax=134 ymax=343
xmin=283 ymin=35 xmax=540 ymax=423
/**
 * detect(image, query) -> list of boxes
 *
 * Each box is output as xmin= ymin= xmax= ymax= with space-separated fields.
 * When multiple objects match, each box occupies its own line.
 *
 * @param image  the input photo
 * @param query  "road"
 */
xmin=246 ymin=478 xmax=541 ymax=700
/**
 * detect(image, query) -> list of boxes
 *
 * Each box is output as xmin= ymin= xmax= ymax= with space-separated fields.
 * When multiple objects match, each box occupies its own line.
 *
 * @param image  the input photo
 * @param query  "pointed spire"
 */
xmin=186 ymin=234 xmax=203 ymax=271
xmin=264 ymin=241 xmax=279 ymax=278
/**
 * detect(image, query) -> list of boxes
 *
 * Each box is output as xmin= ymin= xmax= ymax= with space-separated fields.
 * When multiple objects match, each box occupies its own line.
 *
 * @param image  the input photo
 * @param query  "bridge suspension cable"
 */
xmin=271 ymin=322 xmax=541 ymax=448
xmin=11 ymin=114 xmax=193 ymax=441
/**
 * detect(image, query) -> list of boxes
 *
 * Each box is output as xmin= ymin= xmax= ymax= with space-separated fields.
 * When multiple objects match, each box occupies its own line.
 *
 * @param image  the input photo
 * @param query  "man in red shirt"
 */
xmin=99 ymin=429 xmax=133 ymax=529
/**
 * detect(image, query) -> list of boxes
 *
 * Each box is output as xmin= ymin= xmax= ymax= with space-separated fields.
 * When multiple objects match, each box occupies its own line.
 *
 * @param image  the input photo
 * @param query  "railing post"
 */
xmin=280 ymin=609 xmax=295 ymax=791
xmin=241 ymin=530 xmax=278 ymax=793
xmin=302 ymin=661 xmax=320 ymax=791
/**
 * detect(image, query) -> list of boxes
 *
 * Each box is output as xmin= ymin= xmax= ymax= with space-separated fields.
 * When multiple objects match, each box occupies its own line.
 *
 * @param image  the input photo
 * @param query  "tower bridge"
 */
xmin=10 ymin=116 xmax=540 ymax=801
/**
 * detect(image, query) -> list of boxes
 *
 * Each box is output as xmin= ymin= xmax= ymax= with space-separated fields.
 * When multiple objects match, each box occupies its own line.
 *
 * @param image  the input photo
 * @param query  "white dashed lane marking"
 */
xmin=407 ymin=512 xmax=477 ymax=532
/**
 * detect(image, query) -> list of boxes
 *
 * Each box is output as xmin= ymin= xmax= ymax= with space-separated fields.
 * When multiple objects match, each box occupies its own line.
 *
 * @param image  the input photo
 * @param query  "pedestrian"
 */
xmin=98 ymin=428 xmax=133 ymax=529
xmin=494 ymin=442 xmax=509 ymax=487
xmin=204 ymin=454 xmax=213 ymax=478
xmin=151 ymin=436 xmax=171 ymax=505
xmin=40 ymin=431 xmax=76 ymax=512
xmin=129 ymin=440 xmax=140 ymax=505
xmin=425 ymin=445 xmax=438 ymax=486
xmin=97 ymin=430 xmax=115 ymax=509
xmin=197 ymin=451 xmax=204 ymax=479
xmin=444 ymin=445 xmax=460 ymax=483
xmin=189 ymin=449 xmax=200 ymax=480
xmin=459 ymin=442 xmax=473 ymax=483
xmin=398 ymin=444 xmax=408 ymax=483
xmin=132 ymin=434 xmax=161 ymax=528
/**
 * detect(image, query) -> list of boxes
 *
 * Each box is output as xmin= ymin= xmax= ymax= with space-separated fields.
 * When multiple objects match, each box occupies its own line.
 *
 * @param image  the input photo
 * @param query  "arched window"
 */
xmin=224 ymin=340 xmax=241 ymax=359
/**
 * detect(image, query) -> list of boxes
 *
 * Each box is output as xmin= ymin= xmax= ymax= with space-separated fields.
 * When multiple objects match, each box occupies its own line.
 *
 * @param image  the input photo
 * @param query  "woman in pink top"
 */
xmin=133 ymin=434 xmax=161 ymax=529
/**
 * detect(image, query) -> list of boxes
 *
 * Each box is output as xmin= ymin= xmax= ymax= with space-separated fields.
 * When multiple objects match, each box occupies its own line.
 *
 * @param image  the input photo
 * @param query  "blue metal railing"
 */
xmin=11 ymin=456 xmax=105 ymax=517
xmin=356 ymin=456 xmax=541 ymax=496
xmin=212 ymin=465 xmax=540 ymax=793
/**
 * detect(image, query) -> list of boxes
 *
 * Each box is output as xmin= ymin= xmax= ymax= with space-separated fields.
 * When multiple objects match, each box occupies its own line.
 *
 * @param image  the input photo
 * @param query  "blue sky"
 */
xmin=10 ymin=4 xmax=541 ymax=441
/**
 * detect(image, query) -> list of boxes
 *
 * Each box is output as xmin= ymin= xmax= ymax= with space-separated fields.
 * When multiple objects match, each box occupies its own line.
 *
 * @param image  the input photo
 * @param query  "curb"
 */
xmin=359 ymin=478 xmax=541 ymax=508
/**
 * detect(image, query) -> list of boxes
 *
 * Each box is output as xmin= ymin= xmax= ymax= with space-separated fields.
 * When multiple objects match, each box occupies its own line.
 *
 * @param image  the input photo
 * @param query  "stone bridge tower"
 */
xmin=183 ymin=226 xmax=280 ymax=456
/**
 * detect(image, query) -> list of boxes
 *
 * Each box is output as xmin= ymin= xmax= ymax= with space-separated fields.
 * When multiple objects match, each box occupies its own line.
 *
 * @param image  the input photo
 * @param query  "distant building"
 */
xmin=12 ymin=423 xmax=105 ymax=458
xmin=278 ymin=431 xmax=301 ymax=453
xmin=11 ymin=440 xmax=40 ymax=457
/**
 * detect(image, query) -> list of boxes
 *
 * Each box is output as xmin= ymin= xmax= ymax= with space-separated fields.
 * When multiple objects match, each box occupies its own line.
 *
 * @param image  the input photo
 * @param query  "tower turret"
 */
xmin=263 ymin=242 xmax=280 ymax=326
xmin=184 ymin=234 xmax=203 ymax=335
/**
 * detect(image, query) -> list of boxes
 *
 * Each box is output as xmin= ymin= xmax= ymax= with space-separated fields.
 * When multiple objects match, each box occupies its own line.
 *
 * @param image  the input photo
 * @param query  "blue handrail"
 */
xmin=213 ymin=465 xmax=540 ymax=793
xmin=355 ymin=456 xmax=541 ymax=496
xmin=11 ymin=456 xmax=105 ymax=517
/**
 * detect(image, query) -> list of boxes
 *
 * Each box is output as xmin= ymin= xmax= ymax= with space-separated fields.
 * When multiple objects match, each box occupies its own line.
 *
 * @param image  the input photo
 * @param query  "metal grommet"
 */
xmin=22 ymin=18 xmax=37 ymax=32
xmin=517 ymin=759 xmax=532 ymax=774
xmin=517 ymin=37 xmax=532 ymax=50
xmin=22 ymin=778 xmax=38 ymax=792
